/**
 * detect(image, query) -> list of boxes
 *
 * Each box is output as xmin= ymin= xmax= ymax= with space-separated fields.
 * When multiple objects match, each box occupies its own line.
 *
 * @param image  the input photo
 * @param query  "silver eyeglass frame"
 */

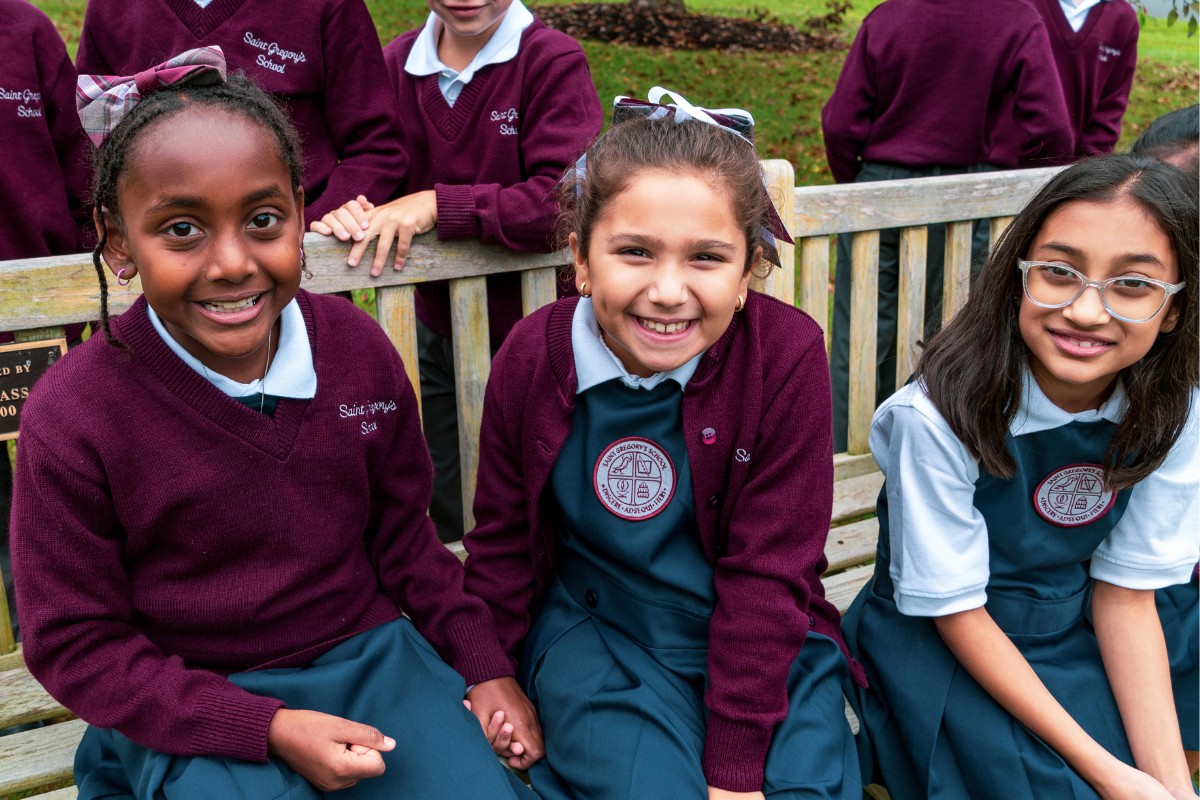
xmin=1017 ymin=260 xmax=1186 ymax=323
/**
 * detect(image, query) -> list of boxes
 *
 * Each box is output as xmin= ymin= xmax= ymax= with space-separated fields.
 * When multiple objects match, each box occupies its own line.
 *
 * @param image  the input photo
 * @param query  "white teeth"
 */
xmin=1070 ymin=338 xmax=1105 ymax=348
xmin=201 ymin=295 xmax=260 ymax=313
xmin=640 ymin=318 xmax=688 ymax=334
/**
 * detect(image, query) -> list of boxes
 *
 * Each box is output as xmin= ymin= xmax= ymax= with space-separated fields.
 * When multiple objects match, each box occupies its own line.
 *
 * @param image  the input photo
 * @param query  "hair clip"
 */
xmin=76 ymin=45 xmax=228 ymax=147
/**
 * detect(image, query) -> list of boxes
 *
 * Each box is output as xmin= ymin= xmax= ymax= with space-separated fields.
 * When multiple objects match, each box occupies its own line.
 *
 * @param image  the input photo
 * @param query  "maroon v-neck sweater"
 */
xmin=12 ymin=291 xmax=512 ymax=762
xmin=75 ymin=0 xmax=408 ymax=225
xmin=1035 ymin=0 xmax=1139 ymax=157
xmin=0 ymin=0 xmax=93 ymax=260
xmin=383 ymin=19 xmax=602 ymax=346
xmin=464 ymin=294 xmax=868 ymax=790
xmin=822 ymin=0 xmax=1074 ymax=181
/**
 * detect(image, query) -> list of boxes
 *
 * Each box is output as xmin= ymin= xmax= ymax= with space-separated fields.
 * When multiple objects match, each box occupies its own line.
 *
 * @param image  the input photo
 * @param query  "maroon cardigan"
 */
xmin=463 ymin=293 xmax=868 ymax=791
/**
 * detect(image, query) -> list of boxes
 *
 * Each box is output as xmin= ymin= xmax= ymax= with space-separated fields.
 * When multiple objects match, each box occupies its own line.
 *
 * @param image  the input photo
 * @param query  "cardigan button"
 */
xmin=706 ymin=494 xmax=720 ymax=508
xmin=584 ymin=589 xmax=599 ymax=609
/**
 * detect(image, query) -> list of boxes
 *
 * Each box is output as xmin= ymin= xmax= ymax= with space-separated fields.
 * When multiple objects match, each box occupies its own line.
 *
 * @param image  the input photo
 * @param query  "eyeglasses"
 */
xmin=1018 ymin=260 xmax=1186 ymax=323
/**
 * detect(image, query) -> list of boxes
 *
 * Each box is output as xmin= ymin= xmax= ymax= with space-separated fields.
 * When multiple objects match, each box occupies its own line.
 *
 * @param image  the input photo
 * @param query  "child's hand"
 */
xmin=464 ymin=676 xmax=545 ymax=769
xmin=310 ymin=195 xmax=375 ymax=243
xmin=310 ymin=190 xmax=437 ymax=277
xmin=266 ymin=707 xmax=396 ymax=792
xmin=707 ymin=787 xmax=765 ymax=800
xmin=1095 ymin=762 xmax=1185 ymax=800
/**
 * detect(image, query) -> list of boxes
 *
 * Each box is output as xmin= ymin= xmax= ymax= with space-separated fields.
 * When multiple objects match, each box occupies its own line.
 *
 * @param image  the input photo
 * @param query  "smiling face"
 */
xmin=572 ymin=168 xmax=755 ymax=378
xmin=427 ymin=0 xmax=513 ymax=41
xmin=103 ymin=107 xmax=304 ymax=383
xmin=1018 ymin=195 xmax=1180 ymax=411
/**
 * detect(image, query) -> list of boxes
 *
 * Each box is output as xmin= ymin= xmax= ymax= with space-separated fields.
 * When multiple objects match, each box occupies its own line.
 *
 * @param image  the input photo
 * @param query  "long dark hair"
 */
xmin=917 ymin=155 xmax=1198 ymax=490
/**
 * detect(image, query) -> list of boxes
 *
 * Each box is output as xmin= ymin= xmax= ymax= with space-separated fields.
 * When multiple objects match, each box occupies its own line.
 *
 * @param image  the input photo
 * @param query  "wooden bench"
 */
xmin=0 ymin=162 xmax=1059 ymax=799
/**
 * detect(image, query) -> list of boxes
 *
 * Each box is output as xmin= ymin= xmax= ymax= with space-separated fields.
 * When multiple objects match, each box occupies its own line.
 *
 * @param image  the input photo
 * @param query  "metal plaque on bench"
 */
xmin=0 ymin=339 xmax=67 ymax=441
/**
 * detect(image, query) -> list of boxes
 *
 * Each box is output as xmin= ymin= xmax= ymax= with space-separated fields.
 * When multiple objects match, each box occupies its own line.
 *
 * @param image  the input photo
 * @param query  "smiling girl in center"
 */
xmin=464 ymin=94 xmax=865 ymax=799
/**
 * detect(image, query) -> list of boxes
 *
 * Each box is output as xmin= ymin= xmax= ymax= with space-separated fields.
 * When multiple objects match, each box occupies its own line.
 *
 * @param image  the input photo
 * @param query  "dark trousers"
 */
xmin=417 ymin=320 xmax=465 ymax=543
xmin=830 ymin=162 xmax=994 ymax=453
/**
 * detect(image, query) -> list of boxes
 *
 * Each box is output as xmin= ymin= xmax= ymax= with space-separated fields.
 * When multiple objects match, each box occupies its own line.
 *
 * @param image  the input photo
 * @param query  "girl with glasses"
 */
xmin=843 ymin=155 xmax=1199 ymax=800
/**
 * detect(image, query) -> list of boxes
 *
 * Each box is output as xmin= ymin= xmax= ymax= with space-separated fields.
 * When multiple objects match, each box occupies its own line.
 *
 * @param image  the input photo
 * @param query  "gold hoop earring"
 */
xmin=735 ymin=295 xmax=745 ymax=312
xmin=579 ymin=281 xmax=590 ymax=298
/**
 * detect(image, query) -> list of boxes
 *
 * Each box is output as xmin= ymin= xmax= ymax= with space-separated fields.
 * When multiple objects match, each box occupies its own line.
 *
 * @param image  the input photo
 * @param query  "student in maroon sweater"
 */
xmin=822 ymin=0 xmax=1075 ymax=452
xmin=0 ymin=0 xmax=94 ymax=637
xmin=313 ymin=0 xmax=603 ymax=542
xmin=13 ymin=56 xmax=537 ymax=799
xmin=464 ymin=102 xmax=866 ymax=799
xmin=74 ymin=0 xmax=408 ymax=226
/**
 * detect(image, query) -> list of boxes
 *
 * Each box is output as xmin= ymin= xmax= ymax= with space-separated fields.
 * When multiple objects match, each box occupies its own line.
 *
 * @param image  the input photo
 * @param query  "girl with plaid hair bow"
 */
xmin=12 ymin=50 xmax=537 ymax=800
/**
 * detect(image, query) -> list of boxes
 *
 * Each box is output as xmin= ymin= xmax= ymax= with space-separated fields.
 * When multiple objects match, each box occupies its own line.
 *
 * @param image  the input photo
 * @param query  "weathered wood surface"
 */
xmin=0 ymin=234 xmax=570 ymax=332
xmin=847 ymin=230 xmax=880 ymax=456
xmin=0 ymin=718 xmax=85 ymax=797
xmin=792 ymin=167 xmax=1060 ymax=237
xmin=375 ymin=284 xmax=421 ymax=417
xmin=0 ymin=664 xmax=70 ymax=729
xmin=895 ymin=226 xmax=928 ymax=389
xmin=831 ymin=471 xmax=885 ymax=527
xmin=449 ymin=276 xmax=492 ymax=534
xmin=797 ymin=235 xmax=832 ymax=335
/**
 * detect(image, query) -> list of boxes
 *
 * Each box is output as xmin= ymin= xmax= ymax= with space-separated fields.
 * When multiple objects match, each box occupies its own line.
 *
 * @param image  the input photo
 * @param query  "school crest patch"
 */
xmin=1033 ymin=464 xmax=1115 ymax=527
xmin=593 ymin=437 xmax=676 ymax=521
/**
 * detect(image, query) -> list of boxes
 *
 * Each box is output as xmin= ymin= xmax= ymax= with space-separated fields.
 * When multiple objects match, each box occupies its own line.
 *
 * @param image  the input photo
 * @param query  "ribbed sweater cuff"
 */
xmin=193 ymin=688 xmax=285 ymax=763
xmin=702 ymin=716 xmax=771 ymax=792
xmin=434 ymin=184 xmax=478 ymax=240
xmin=447 ymin=617 xmax=517 ymax=686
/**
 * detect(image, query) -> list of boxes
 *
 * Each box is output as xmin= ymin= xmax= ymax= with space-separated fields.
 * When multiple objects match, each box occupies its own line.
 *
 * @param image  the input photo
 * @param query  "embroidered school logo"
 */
xmin=1098 ymin=44 xmax=1121 ymax=62
xmin=593 ymin=437 xmax=676 ymax=520
xmin=490 ymin=107 xmax=518 ymax=136
xmin=0 ymin=86 xmax=42 ymax=119
xmin=1033 ymin=464 xmax=1115 ymax=527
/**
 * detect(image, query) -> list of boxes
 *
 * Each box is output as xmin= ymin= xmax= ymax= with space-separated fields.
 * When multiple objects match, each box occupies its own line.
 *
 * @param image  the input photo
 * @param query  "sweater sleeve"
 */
xmin=701 ymin=327 xmax=836 ymax=791
xmin=1004 ymin=22 xmax=1076 ymax=165
xmin=73 ymin=7 xmax=114 ymax=76
xmin=434 ymin=42 xmax=602 ymax=251
xmin=11 ymin=425 xmax=283 ymax=762
xmin=1078 ymin=10 xmax=1138 ymax=157
xmin=36 ymin=16 xmax=95 ymax=252
xmin=364 ymin=334 xmax=513 ymax=685
xmin=821 ymin=19 xmax=875 ymax=184
xmin=305 ymin=0 xmax=408 ymax=223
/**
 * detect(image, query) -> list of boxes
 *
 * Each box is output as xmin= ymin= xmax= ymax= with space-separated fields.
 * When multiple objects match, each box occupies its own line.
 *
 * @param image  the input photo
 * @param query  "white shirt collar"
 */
xmin=571 ymin=297 xmax=700 ymax=393
xmin=1011 ymin=364 xmax=1126 ymax=437
xmin=404 ymin=0 xmax=534 ymax=83
xmin=147 ymin=299 xmax=317 ymax=400
xmin=1058 ymin=0 xmax=1108 ymax=31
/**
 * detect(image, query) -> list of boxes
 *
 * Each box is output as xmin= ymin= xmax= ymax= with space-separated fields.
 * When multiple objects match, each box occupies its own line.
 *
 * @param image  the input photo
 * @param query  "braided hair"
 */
xmin=90 ymin=72 xmax=304 ymax=346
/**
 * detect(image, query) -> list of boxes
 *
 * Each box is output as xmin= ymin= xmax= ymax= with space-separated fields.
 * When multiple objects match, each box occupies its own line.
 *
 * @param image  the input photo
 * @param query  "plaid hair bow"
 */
xmin=572 ymin=87 xmax=794 ymax=257
xmin=77 ymin=45 xmax=228 ymax=147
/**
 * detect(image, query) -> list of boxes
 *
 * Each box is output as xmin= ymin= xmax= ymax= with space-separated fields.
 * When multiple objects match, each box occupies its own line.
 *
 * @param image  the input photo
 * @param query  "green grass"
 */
xmin=33 ymin=0 xmax=1199 ymax=185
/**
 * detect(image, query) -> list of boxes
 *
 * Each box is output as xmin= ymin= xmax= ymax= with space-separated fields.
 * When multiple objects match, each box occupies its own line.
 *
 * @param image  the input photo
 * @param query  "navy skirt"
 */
xmin=1157 ymin=576 xmax=1199 ymax=751
xmin=845 ymin=580 xmax=1135 ymax=800
xmin=520 ymin=578 xmax=861 ymax=799
xmin=74 ymin=619 xmax=534 ymax=800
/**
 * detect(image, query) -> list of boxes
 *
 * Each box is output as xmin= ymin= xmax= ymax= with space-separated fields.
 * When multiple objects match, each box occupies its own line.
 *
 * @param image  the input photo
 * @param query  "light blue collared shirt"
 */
xmin=571 ymin=297 xmax=701 ymax=394
xmin=404 ymin=0 xmax=534 ymax=106
xmin=147 ymin=299 xmax=317 ymax=400
xmin=871 ymin=368 xmax=1200 ymax=617
xmin=1058 ymin=0 xmax=1108 ymax=31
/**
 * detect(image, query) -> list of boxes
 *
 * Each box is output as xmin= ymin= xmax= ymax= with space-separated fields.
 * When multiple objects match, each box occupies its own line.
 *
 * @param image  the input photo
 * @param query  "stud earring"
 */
xmin=116 ymin=268 xmax=132 ymax=286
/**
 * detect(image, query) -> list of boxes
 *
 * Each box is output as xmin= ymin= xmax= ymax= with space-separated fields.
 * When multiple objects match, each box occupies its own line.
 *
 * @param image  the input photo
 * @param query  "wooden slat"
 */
xmin=990 ymin=214 xmax=1015 ymax=254
xmin=37 ymin=787 xmax=79 ymax=800
xmin=754 ymin=160 xmax=796 ymax=304
xmin=824 ymin=517 xmax=880 ymax=575
xmin=793 ymin=167 xmax=1060 ymax=237
xmin=0 ymin=718 xmax=86 ymax=797
xmin=943 ymin=220 xmax=974 ymax=325
xmin=521 ymin=267 xmax=560 ymax=317
xmin=831 ymin=470 xmax=885 ymax=526
xmin=375 ymin=285 xmax=421 ymax=418
xmin=449 ymin=276 xmax=491 ymax=535
xmin=824 ymin=563 xmax=874 ymax=615
xmin=895 ymin=226 xmax=928 ymax=391
xmin=847 ymin=231 xmax=879 ymax=456
xmin=0 ymin=565 xmax=12 ymax=658
xmin=797 ymin=236 xmax=831 ymax=334
xmin=0 ymin=667 xmax=70 ymax=729
xmin=0 ymin=647 xmax=26 ymax=672
xmin=0 ymin=234 xmax=569 ymax=332
xmin=833 ymin=451 xmax=878 ymax=482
